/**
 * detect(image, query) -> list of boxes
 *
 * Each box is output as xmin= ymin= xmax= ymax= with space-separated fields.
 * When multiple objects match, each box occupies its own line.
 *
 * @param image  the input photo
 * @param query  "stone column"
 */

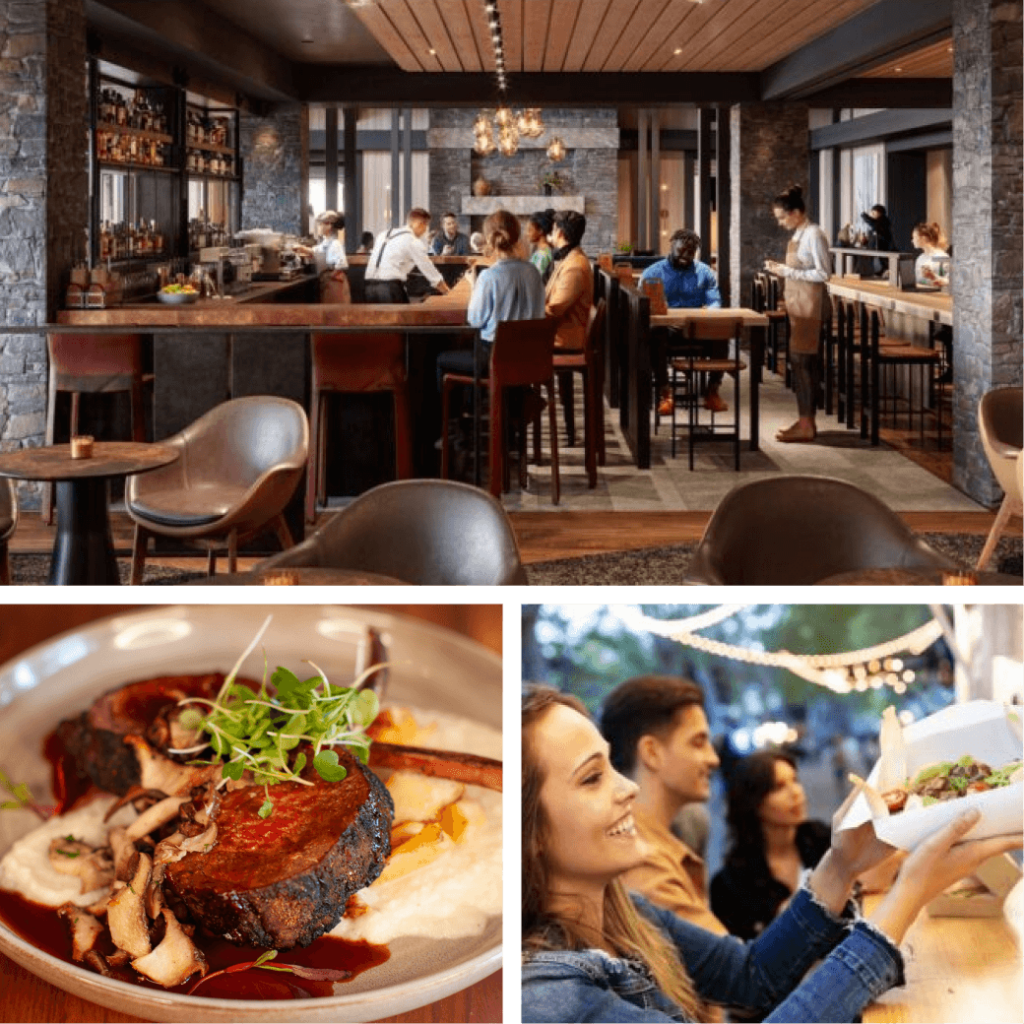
xmin=240 ymin=104 xmax=307 ymax=234
xmin=952 ymin=0 xmax=1023 ymax=504
xmin=729 ymin=103 xmax=810 ymax=312
xmin=0 ymin=0 xmax=88 ymax=502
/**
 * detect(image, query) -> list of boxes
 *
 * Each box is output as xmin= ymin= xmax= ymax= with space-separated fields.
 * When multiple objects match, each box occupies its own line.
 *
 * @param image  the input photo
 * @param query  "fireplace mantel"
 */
xmin=462 ymin=195 xmax=585 ymax=215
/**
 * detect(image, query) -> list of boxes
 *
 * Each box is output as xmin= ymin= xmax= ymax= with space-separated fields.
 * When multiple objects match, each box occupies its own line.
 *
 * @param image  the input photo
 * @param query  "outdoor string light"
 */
xmin=635 ymin=608 xmax=943 ymax=695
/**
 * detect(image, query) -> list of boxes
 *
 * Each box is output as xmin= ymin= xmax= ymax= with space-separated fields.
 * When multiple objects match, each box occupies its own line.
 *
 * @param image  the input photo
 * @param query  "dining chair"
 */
xmin=0 ymin=478 xmax=17 ymax=586
xmin=440 ymin=317 xmax=560 ymax=504
xmin=126 ymin=396 xmax=308 ymax=583
xmin=686 ymin=475 xmax=957 ymax=585
xmin=976 ymin=386 xmax=1023 ymax=570
xmin=257 ymin=479 xmax=528 ymax=585
xmin=306 ymin=331 xmax=413 ymax=523
xmin=670 ymin=317 xmax=746 ymax=470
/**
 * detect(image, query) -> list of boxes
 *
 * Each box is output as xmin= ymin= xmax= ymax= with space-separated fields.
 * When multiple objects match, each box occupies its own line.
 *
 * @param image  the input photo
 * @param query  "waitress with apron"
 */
xmin=764 ymin=184 xmax=832 ymax=442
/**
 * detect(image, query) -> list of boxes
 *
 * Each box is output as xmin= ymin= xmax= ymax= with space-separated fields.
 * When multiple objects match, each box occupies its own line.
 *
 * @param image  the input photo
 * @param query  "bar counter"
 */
xmin=827 ymin=276 xmax=953 ymax=327
xmin=862 ymin=879 xmax=1022 ymax=1022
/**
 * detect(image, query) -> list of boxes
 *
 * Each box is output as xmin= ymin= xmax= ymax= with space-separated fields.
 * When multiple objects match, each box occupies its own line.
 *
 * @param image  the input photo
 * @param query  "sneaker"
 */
xmin=703 ymin=393 xmax=728 ymax=413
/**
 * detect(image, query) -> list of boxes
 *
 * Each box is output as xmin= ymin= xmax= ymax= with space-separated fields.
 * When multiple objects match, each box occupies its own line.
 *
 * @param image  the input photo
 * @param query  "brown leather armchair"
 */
xmin=0 ymin=479 xmax=17 ymax=586
xmin=257 ymin=478 xmax=528 ymax=585
xmin=686 ymin=475 xmax=957 ymax=585
xmin=127 ymin=396 xmax=308 ymax=583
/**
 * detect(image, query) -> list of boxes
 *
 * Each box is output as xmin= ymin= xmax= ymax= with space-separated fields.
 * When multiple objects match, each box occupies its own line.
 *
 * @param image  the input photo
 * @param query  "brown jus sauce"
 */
xmin=1 ymin=726 xmax=391 ymax=1001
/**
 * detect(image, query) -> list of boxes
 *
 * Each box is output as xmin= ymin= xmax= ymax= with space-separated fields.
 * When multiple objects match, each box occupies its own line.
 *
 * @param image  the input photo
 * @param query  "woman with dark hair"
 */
xmin=521 ymin=685 xmax=1019 ymax=1024
xmin=527 ymin=210 xmax=555 ymax=283
xmin=545 ymin=211 xmax=593 ymax=351
xmin=710 ymin=752 xmax=830 ymax=940
xmin=294 ymin=210 xmax=347 ymax=269
xmin=764 ymin=184 xmax=831 ymax=443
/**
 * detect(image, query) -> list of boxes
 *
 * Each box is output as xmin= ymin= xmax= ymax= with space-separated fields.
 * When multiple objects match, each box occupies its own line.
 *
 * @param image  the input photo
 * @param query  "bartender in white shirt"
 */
xmin=364 ymin=207 xmax=451 ymax=303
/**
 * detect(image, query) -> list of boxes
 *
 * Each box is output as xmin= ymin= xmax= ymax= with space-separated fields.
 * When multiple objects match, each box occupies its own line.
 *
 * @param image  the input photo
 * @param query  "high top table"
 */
xmin=0 ymin=441 xmax=178 ymax=585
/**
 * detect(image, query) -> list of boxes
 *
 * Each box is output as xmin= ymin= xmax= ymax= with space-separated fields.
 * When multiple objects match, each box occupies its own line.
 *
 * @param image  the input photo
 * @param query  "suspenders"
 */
xmin=374 ymin=228 xmax=411 ymax=275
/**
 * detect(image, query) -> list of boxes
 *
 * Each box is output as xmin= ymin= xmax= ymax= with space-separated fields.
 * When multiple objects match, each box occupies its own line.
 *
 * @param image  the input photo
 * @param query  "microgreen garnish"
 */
xmin=0 ymin=767 xmax=52 ymax=821
xmin=187 ymin=948 xmax=352 ymax=995
xmin=173 ymin=617 xmax=383 ymax=817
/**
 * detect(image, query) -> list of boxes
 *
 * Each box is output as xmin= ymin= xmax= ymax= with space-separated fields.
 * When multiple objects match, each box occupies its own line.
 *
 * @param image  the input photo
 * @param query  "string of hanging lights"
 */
xmin=634 ymin=608 xmax=943 ymax=695
xmin=474 ymin=1 xmax=564 ymax=159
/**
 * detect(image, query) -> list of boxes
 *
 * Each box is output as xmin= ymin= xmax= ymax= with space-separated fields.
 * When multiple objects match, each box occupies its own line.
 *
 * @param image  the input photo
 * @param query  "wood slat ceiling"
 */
xmin=348 ymin=0 xmax=883 ymax=74
xmin=861 ymin=37 xmax=954 ymax=78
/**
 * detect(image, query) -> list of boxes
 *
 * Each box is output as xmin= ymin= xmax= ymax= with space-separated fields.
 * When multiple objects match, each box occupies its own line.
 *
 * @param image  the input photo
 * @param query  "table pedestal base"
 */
xmin=52 ymin=479 xmax=119 ymax=585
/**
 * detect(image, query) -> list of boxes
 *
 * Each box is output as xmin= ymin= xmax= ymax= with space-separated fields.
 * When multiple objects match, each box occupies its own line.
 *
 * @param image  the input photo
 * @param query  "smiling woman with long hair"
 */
xmin=521 ymin=685 xmax=1021 ymax=1024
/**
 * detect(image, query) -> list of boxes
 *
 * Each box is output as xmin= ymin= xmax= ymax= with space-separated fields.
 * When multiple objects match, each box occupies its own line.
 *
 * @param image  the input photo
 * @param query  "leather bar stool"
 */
xmin=441 ymin=318 xmax=560 ymax=504
xmin=0 ymin=478 xmax=17 ymax=586
xmin=306 ymin=331 xmax=413 ymax=523
xmin=44 ymin=332 xmax=147 ymax=521
xmin=976 ymin=386 xmax=1023 ymax=570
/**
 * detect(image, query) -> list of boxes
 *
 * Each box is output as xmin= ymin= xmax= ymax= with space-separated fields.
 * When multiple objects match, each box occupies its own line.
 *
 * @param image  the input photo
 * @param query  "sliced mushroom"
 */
xmin=124 ymin=794 xmax=189 ymax=844
xmin=107 ymin=852 xmax=153 ymax=959
xmin=57 ymin=902 xmax=105 ymax=961
xmin=83 ymin=949 xmax=112 ymax=977
xmin=108 ymin=825 xmax=139 ymax=882
xmin=48 ymin=837 xmax=115 ymax=894
xmin=131 ymin=908 xmax=208 ymax=988
xmin=153 ymin=821 xmax=218 ymax=867
xmin=144 ymin=862 xmax=166 ymax=920
xmin=124 ymin=735 xmax=218 ymax=796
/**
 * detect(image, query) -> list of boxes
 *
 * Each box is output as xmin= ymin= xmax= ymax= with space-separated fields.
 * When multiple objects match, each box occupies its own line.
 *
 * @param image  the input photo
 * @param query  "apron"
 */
xmin=784 ymin=231 xmax=826 ymax=354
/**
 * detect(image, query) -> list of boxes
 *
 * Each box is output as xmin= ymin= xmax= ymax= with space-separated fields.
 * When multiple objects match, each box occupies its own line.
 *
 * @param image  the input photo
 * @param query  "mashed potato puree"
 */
xmin=0 ymin=704 xmax=501 ymax=948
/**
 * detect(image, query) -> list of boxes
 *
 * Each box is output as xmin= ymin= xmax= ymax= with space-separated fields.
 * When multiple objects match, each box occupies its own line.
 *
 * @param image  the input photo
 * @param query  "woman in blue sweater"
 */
xmin=522 ymin=686 xmax=1020 ymax=1023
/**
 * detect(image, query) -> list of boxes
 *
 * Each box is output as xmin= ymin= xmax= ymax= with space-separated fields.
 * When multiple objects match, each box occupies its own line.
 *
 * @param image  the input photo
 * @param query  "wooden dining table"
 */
xmin=862 ymin=878 xmax=1022 ymax=1023
xmin=0 ymin=604 xmax=502 ymax=1024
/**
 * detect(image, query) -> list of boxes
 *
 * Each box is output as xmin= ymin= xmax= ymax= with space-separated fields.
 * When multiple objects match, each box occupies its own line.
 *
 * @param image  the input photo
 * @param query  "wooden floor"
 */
xmin=8 ymin=506 xmax=1012 ymax=571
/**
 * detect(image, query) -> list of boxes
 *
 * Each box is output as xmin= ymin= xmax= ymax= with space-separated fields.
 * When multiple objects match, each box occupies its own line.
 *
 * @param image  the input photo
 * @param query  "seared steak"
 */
xmin=164 ymin=749 xmax=393 ymax=948
xmin=57 ymin=674 xmax=241 ymax=796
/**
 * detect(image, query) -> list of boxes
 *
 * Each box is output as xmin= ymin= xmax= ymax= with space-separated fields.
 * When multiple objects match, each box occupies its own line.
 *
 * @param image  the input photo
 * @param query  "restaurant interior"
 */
xmin=0 ymin=0 xmax=1020 ymax=585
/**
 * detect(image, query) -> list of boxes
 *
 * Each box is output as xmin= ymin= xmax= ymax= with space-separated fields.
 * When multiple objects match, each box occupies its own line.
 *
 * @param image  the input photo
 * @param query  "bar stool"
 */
xmin=441 ymin=318 xmax=560 ymax=504
xmin=552 ymin=299 xmax=606 ymax=488
xmin=670 ymin=318 xmax=746 ymax=470
xmin=306 ymin=331 xmax=413 ymax=523
xmin=0 ymin=478 xmax=17 ymax=586
xmin=44 ymin=332 xmax=147 ymax=522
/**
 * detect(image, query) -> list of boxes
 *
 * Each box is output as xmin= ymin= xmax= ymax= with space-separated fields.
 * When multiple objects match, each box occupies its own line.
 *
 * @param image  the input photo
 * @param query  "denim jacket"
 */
xmin=521 ymin=886 xmax=904 ymax=1023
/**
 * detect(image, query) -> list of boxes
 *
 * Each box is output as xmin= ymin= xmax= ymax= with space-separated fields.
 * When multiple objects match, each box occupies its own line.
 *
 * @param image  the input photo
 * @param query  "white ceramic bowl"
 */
xmin=0 ymin=606 xmax=502 ymax=1023
xmin=157 ymin=289 xmax=198 ymax=304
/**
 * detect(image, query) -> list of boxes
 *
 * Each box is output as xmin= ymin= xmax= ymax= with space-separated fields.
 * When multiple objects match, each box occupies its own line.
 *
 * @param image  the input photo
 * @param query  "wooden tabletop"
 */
xmin=817 ymin=568 xmax=1022 ymax=587
xmin=0 ymin=605 xmax=502 ymax=1024
xmin=650 ymin=306 xmax=769 ymax=329
xmin=0 ymin=442 xmax=178 ymax=483
xmin=862 ymin=882 xmax=1022 ymax=1023
xmin=827 ymin=276 xmax=953 ymax=326
xmin=188 ymin=568 xmax=408 ymax=586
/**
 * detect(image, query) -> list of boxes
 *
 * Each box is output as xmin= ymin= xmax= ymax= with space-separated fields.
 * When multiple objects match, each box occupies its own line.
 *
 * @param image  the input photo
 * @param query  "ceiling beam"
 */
xmin=809 ymin=108 xmax=951 ymax=151
xmin=86 ymin=0 xmax=299 ymax=102
xmin=801 ymin=77 xmax=953 ymax=109
xmin=761 ymin=0 xmax=952 ymax=101
xmin=293 ymin=69 xmax=762 ymax=106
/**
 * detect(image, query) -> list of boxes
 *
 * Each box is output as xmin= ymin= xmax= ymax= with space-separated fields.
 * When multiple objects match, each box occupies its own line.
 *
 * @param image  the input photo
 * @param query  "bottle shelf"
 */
xmin=98 ymin=159 xmax=179 ymax=174
xmin=97 ymin=121 xmax=174 ymax=144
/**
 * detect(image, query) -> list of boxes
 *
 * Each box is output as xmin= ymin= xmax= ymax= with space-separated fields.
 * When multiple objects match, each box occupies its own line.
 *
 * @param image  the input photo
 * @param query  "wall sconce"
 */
xmin=547 ymin=136 xmax=566 ymax=162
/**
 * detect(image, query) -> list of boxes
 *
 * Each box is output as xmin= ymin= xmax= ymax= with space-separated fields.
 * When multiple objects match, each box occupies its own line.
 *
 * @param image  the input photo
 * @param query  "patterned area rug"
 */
xmin=524 ymin=534 xmax=1023 ymax=586
xmin=9 ymin=554 xmax=205 ymax=586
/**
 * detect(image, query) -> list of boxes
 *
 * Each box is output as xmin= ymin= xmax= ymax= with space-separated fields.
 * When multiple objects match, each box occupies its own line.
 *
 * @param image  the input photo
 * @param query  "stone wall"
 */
xmin=240 ymin=104 xmax=306 ymax=234
xmin=427 ymin=108 xmax=618 ymax=254
xmin=952 ymin=0 xmax=1023 ymax=504
xmin=0 ymin=0 xmax=88 ymax=501
xmin=728 ymin=102 xmax=810 ymax=313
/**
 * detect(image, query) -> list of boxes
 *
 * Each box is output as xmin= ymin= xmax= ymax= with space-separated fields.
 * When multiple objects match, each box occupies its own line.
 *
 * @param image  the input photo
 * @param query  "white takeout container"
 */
xmin=839 ymin=700 xmax=1023 ymax=850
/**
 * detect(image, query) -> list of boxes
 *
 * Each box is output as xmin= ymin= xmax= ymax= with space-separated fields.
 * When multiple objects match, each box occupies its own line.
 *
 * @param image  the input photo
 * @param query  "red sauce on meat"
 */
xmin=43 ymin=728 xmax=95 ymax=815
xmin=0 ymin=889 xmax=389 ymax=1000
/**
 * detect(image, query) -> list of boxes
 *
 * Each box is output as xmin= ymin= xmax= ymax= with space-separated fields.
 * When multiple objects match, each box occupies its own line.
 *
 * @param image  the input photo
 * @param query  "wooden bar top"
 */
xmin=57 ymin=273 xmax=472 ymax=329
xmin=862 ymin=881 xmax=1022 ymax=1023
xmin=828 ymin=276 xmax=952 ymax=326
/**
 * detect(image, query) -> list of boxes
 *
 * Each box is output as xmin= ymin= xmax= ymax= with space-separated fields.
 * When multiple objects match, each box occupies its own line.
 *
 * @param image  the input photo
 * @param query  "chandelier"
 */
xmin=473 ymin=1 xmax=545 ymax=157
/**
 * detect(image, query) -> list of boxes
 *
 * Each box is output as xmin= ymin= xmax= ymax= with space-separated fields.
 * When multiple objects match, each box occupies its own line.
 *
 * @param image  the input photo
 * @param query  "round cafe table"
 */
xmin=816 ymin=567 xmax=1022 ymax=586
xmin=0 ymin=441 xmax=178 ymax=586
xmin=187 ymin=567 xmax=408 ymax=586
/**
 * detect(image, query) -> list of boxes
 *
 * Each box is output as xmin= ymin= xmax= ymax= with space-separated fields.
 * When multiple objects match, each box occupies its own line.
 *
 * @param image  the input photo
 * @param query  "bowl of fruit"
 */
xmin=157 ymin=283 xmax=199 ymax=305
